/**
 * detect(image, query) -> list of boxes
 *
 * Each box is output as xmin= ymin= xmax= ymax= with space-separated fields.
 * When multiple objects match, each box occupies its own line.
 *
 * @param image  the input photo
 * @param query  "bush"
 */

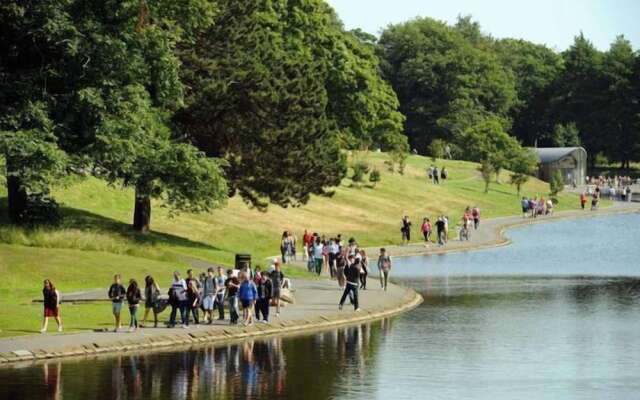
xmin=369 ymin=168 xmax=381 ymax=187
xmin=351 ymin=160 xmax=370 ymax=183
xmin=428 ymin=139 xmax=446 ymax=161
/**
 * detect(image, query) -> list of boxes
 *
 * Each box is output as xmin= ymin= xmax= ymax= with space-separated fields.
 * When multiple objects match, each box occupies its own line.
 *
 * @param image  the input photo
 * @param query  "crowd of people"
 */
xmin=585 ymin=175 xmax=635 ymax=203
xmin=39 ymin=262 xmax=288 ymax=334
xmin=520 ymin=196 xmax=555 ymax=218
xmin=427 ymin=165 xmax=448 ymax=184
xmin=402 ymin=206 xmax=481 ymax=247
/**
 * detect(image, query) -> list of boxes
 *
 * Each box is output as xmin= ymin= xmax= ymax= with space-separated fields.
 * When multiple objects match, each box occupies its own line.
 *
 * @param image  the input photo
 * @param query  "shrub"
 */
xmin=369 ymin=168 xmax=381 ymax=187
xmin=351 ymin=160 xmax=370 ymax=183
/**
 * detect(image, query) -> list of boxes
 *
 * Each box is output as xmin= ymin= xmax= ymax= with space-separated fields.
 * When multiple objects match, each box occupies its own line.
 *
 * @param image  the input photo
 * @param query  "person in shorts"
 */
xmin=238 ymin=271 xmax=257 ymax=326
xmin=41 ymin=279 xmax=62 ymax=333
xmin=108 ymin=274 xmax=126 ymax=332
xmin=201 ymin=268 xmax=216 ymax=323
xmin=271 ymin=261 xmax=284 ymax=317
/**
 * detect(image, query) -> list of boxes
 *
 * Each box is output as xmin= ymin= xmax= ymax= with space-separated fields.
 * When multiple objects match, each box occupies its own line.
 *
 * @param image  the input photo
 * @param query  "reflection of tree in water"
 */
xmin=1 ymin=320 xmax=392 ymax=400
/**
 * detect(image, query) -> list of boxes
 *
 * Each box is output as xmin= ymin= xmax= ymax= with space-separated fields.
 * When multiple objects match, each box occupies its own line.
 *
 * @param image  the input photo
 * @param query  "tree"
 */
xmin=478 ymin=160 xmax=495 ymax=193
xmin=91 ymin=85 xmax=227 ymax=232
xmin=509 ymin=148 xmax=538 ymax=196
xmin=428 ymin=139 xmax=446 ymax=161
xmin=494 ymin=39 xmax=564 ymax=146
xmin=179 ymin=0 xmax=409 ymax=209
xmin=550 ymin=123 xmax=581 ymax=147
xmin=377 ymin=16 xmax=516 ymax=152
xmin=0 ymin=0 xmax=224 ymax=230
xmin=555 ymin=33 xmax=606 ymax=165
xmin=601 ymin=36 xmax=639 ymax=168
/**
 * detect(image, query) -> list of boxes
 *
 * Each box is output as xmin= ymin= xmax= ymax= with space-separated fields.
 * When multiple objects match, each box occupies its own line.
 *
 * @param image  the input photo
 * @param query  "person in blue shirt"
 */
xmin=238 ymin=271 xmax=257 ymax=326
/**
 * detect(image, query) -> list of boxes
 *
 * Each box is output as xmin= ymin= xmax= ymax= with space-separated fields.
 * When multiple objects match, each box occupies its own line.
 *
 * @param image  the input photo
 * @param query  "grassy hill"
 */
xmin=0 ymin=153 xmax=584 ymax=336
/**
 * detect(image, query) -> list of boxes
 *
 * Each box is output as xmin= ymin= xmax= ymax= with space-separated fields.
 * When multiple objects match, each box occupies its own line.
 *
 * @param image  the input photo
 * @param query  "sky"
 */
xmin=325 ymin=0 xmax=640 ymax=51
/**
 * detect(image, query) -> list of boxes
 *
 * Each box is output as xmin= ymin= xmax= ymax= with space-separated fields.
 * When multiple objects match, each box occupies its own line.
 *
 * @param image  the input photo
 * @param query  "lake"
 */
xmin=2 ymin=213 xmax=639 ymax=399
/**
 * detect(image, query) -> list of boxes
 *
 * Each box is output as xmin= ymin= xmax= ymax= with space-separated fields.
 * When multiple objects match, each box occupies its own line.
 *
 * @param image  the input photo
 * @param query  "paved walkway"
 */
xmin=0 ymin=279 xmax=420 ymax=362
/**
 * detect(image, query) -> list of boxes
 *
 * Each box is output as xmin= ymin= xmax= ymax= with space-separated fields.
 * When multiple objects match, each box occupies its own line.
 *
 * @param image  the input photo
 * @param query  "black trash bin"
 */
xmin=235 ymin=254 xmax=251 ymax=270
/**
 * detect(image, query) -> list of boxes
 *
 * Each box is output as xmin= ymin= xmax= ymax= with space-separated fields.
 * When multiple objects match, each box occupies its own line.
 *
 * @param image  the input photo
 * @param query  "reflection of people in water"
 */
xmin=43 ymin=362 xmax=62 ymax=400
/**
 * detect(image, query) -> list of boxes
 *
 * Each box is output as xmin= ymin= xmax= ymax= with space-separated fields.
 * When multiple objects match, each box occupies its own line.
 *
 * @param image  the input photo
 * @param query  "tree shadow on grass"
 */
xmin=0 ymin=197 xmax=224 ymax=254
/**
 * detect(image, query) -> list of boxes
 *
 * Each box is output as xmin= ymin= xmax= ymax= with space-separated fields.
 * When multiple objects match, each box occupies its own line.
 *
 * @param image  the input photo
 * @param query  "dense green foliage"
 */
xmin=1 ymin=0 xmax=406 ymax=226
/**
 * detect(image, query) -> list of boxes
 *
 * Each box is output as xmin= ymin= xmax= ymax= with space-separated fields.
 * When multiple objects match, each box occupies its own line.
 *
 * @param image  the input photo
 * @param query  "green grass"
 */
xmin=0 ymin=152 xmax=588 ymax=337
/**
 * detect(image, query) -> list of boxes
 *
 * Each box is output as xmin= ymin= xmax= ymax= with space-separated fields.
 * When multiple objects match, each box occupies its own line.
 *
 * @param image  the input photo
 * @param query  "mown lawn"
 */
xmin=0 ymin=152 xmax=589 ymax=337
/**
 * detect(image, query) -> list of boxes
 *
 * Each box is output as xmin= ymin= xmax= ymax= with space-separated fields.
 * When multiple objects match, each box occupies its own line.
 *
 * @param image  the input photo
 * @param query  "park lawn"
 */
xmin=0 ymin=152 xmax=592 ymax=337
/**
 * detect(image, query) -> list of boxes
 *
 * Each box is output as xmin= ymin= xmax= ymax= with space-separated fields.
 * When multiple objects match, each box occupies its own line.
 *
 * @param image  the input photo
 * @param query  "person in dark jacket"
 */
xmin=142 ymin=275 xmax=161 ymax=328
xmin=339 ymin=255 xmax=361 ymax=312
xmin=126 ymin=279 xmax=142 ymax=332
xmin=254 ymin=267 xmax=273 ymax=323
xmin=187 ymin=279 xmax=201 ymax=325
xmin=40 ymin=279 xmax=62 ymax=333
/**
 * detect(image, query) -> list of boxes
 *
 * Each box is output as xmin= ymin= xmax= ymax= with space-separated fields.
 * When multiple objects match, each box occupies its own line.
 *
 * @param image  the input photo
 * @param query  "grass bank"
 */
xmin=0 ymin=152 xmax=586 ymax=337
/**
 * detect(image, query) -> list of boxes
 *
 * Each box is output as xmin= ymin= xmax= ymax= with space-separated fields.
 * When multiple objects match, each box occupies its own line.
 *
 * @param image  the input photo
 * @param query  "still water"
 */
xmin=2 ymin=214 xmax=640 ymax=399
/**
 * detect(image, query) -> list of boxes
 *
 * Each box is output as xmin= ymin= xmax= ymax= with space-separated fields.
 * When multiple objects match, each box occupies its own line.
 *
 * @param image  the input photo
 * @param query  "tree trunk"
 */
xmin=133 ymin=188 xmax=151 ymax=233
xmin=6 ymin=163 xmax=28 ymax=225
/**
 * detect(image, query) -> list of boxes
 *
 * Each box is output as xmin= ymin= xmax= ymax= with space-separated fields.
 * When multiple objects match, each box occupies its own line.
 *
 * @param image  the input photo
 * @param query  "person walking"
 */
xmin=339 ymin=255 xmax=361 ymax=312
xmin=401 ymin=215 xmax=412 ymax=245
xmin=201 ymin=268 xmax=215 ymax=323
xmin=433 ymin=166 xmax=440 ymax=184
xmin=238 ymin=271 xmax=257 ymax=326
xmin=187 ymin=279 xmax=201 ymax=325
xmin=40 ymin=279 xmax=62 ymax=333
xmin=359 ymin=249 xmax=369 ymax=290
xmin=336 ymin=251 xmax=347 ymax=288
xmin=141 ymin=275 xmax=160 ymax=328
xmin=254 ymin=267 xmax=272 ymax=323
xmin=168 ymin=271 xmax=188 ymax=328
xmin=580 ymin=192 xmax=587 ymax=210
xmin=213 ymin=267 xmax=227 ymax=321
xmin=435 ymin=217 xmax=446 ymax=245
xmin=421 ymin=218 xmax=431 ymax=245
xmin=312 ymin=238 xmax=324 ymax=276
xmin=472 ymin=206 xmax=480 ymax=230
xmin=377 ymin=248 xmax=392 ymax=291
xmin=126 ymin=279 xmax=141 ymax=332
xmin=271 ymin=261 xmax=284 ymax=317
xmin=108 ymin=274 xmax=126 ymax=332
xmin=225 ymin=269 xmax=240 ymax=324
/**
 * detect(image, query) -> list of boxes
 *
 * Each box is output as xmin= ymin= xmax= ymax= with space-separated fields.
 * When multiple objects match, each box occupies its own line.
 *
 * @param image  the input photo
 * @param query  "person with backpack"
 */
xmin=168 ymin=271 xmax=188 ymax=328
xmin=126 ymin=279 xmax=141 ymax=332
xmin=141 ymin=275 xmax=160 ymax=328
xmin=108 ymin=274 xmax=126 ymax=332
xmin=40 ymin=279 xmax=62 ymax=333
xmin=238 ymin=271 xmax=257 ymax=326
xmin=435 ymin=217 xmax=446 ymax=246
xmin=254 ymin=267 xmax=273 ymax=323
xmin=359 ymin=249 xmax=369 ymax=290
xmin=339 ymin=255 xmax=361 ymax=312
xmin=377 ymin=248 xmax=392 ymax=291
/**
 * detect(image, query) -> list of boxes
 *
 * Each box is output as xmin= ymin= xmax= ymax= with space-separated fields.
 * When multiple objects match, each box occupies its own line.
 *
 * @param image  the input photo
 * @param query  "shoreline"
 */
xmin=360 ymin=201 xmax=640 ymax=259
xmin=0 ymin=280 xmax=422 ymax=366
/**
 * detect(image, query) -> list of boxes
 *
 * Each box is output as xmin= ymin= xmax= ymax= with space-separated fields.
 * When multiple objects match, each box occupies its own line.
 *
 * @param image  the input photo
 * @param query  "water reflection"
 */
xmin=0 ymin=321 xmax=389 ymax=400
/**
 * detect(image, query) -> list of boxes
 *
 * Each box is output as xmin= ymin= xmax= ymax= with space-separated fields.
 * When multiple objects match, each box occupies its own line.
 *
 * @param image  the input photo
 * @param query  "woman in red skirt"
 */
xmin=40 ymin=279 xmax=63 ymax=333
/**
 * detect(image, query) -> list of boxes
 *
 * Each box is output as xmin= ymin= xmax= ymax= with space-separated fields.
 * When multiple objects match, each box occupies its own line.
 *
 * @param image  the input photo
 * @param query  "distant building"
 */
xmin=531 ymin=147 xmax=587 ymax=185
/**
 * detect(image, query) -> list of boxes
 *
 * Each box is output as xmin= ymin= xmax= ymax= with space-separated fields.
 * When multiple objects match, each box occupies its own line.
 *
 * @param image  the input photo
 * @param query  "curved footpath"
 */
xmin=0 ymin=280 xmax=422 ymax=366
xmin=1 ymin=201 xmax=638 ymax=366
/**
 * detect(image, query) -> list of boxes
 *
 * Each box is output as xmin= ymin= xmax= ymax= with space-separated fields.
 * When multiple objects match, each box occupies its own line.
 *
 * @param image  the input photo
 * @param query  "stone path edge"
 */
xmin=0 ymin=287 xmax=423 ymax=367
